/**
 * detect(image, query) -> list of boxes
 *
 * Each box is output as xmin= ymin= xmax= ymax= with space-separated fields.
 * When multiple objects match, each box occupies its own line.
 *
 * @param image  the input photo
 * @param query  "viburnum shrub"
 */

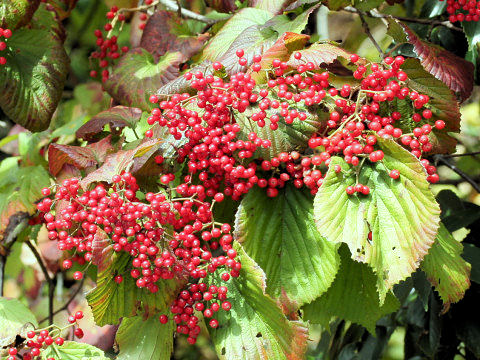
xmin=0 ymin=0 xmax=479 ymax=359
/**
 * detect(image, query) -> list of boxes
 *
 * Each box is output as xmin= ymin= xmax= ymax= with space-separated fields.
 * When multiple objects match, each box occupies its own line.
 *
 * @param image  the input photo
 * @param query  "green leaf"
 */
xmin=421 ymin=223 xmax=471 ymax=306
xmin=0 ymin=19 xmax=69 ymax=132
xmin=40 ymin=341 xmax=108 ymax=360
xmin=236 ymin=106 xmax=326 ymax=160
xmin=86 ymin=252 xmax=181 ymax=327
xmin=437 ymin=189 xmax=480 ymax=232
xmin=0 ymin=298 xmax=38 ymax=347
xmin=314 ymin=137 xmax=440 ymax=302
xmin=104 ymin=49 xmax=183 ymax=112
xmin=303 ymin=246 xmax=399 ymax=334
xmin=0 ymin=0 xmax=40 ymax=29
xmin=249 ymin=0 xmax=296 ymax=14
xmin=235 ymin=184 xmax=340 ymax=306
xmin=401 ymin=58 xmax=461 ymax=154
xmin=0 ymin=165 xmax=50 ymax=242
xmin=209 ymin=245 xmax=308 ymax=360
xmin=462 ymin=20 xmax=480 ymax=82
xmin=201 ymin=8 xmax=274 ymax=61
xmin=116 ymin=316 xmax=175 ymax=360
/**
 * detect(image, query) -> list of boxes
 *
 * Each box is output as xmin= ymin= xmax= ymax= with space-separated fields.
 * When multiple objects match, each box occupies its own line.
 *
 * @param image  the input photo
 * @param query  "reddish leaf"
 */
xmin=157 ymin=61 xmax=212 ymax=99
xmin=140 ymin=11 xmax=209 ymax=61
xmin=104 ymin=49 xmax=183 ymax=111
xmin=92 ymin=230 xmax=114 ymax=273
xmin=48 ymin=144 xmax=97 ymax=177
xmin=80 ymin=139 xmax=162 ymax=189
xmin=205 ymin=0 xmax=238 ymax=12
xmin=287 ymin=42 xmax=357 ymax=68
xmin=89 ymin=135 xmax=118 ymax=164
xmin=76 ymin=106 xmax=142 ymax=141
xmin=251 ymin=32 xmax=310 ymax=82
xmin=388 ymin=19 xmax=474 ymax=102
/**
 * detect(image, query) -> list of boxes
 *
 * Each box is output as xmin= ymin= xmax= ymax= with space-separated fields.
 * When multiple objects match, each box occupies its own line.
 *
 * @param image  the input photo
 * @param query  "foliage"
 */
xmin=0 ymin=0 xmax=480 ymax=360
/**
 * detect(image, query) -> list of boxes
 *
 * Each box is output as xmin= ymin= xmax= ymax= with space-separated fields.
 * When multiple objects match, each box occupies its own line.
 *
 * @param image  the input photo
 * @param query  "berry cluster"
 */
xmin=443 ymin=0 xmax=480 ymax=22
xmin=0 ymin=27 xmax=12 ymax=66
xmin=145 ymin=50 xmax=442 ymax=199
xmin=90 ymin=1 xmax=155 ymax=81
xmin=6 ymin=312 xmax=83 ymax=360
xmin=37 ymin=173 xmax=238 ymax=344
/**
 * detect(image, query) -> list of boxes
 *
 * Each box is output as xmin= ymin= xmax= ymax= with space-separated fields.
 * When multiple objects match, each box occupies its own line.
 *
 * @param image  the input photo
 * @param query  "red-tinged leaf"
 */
xmin=0 ymin=0 xmax=40 ymax=29
xmin=92 ymin=230 xmax=114 ymax=273
xmin=251 ymin=32 xmax=310 ymax=82
xmin=388 ymin=19 xmax=474 ymax=102
xmin=401 ymin=58 xmax=461 ymax=154
xmin=80 ymin=139 xmax=162 ymax=189
xmin=104 ymin=49 xmax=183 ymax=111
xmin=76 ymin=106 xmax=142 ymax=141
xmin=157 ymin=61 xmax=212 ymax=98
xmin=48 ymin=144 xmax=97 ymax=177
xmin=287 ymin=42 xmax=359 ymax=68
xmin=205 ymin=0 xmax=238 ymax=12
xmin=0 ymin=6 xmax=69 ymax=132
xmin=140 ymin=10 xmax=209 ymax=61
xmin=89 ymin=135 xmax=118 ymax=164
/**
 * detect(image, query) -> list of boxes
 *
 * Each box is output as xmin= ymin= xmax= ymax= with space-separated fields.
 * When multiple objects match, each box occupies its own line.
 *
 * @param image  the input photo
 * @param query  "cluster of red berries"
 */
xmin=37 ymin=173 xmax=239 ymax=344
xmin=90 ymin=6 xmax=129 ymax=81
xmin=442 ymin=0 xmax=480 ymax=22
xmin=6 ymin=312 xmax=83 ymax=360
xmin=0 ymin=27 xmax=12 ymax=66
xmin=145 ymin=50 xmax=443 ymax=199
xmin=90 ymin=0 xmax=156 ymax=81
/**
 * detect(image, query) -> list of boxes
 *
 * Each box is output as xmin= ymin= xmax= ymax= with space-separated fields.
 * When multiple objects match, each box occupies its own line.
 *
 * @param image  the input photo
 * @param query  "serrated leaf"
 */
xmin=286 ymin=42 xmax=353 ymax=69
xmin=48 ymin=144 xmax=97 ymax=176
xmin=0 ymin=298 xmax=38 ymax=347
xmin=116 ymin=316 xmax=175 ymax=360
xmin=140 ymin=10 xmax=209 ymax=62
xmin=76 ymin=106 xmax=142 ymax=141
xmin=201 ymin=8 xmax=274 ymax=61
xmin=208 ymin=245 xmax=308 ymax=360
xmin=387 ymin=19 xmax=474 ymax=101
xmin=401 ymin=58 xmax=461 ymax=154
xmin=0 ymin=164 xmax=50 ymax=242
xmin=303 ymin=246 xmax=399 ymax=334
xmin=235 ymin=184 xmax=340 ymax=306
xmin=314 ymin=138 xmax=440 ymax=302
xmin=0 ymin=0 xmax=40 ymax=29
xmin=86 ymin=252 xmax=182 ymax=327
xmin=40 ymin=341 xmax=108 ymax=360
xmin=236 ymin=106 xmax=325 ymax=160
xmin=421 ymin=223 xmax=471 ymax=307
xmin=104 ymin=49 xmax=183 ymax=112
xmin=0 ymin=20 xmax=69 ymax=132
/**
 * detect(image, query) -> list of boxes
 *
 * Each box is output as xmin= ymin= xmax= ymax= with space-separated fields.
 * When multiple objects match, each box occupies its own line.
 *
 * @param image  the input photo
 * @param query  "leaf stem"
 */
xmin=434 ymin=155 xmax=480 ymax=193
xmin=26 ymin=240 xmax=55 ymax=325
xmin=357 ymin=10 xmax=385 ymax=58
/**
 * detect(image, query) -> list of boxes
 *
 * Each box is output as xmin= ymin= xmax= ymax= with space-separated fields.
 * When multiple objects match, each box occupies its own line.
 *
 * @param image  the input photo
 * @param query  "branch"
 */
xmin=344 ymin=6 xmax=463 ymax=32
xmin=158 ymin=0 xmax=216 ymax=24
xmin=26 ymin=240 xmax=55 ymax=325
xmin=357 ymin=9 xmax=385 ymax=58
xmin=442 ymin=151 xmax=480 ymax=158
xmin=38 ymin=277 xmax=85 ymax=324
xmin=434 ymin=155 xmax=480 ymax=193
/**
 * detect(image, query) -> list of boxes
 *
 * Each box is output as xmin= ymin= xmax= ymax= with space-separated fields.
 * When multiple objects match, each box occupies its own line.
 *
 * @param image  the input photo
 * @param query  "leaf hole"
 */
xmin=221 ymin=347 xmax=226 ymax=355
xmin=256 ymin=332 xmax=262 ymax=338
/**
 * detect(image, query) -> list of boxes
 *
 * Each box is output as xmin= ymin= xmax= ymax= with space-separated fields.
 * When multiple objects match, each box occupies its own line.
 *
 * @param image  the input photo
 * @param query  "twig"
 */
xmin=357 ymin=9 xmax=385 ymax=58
xmin=158 ymin=0 xmax=216 ymax=24
xmin=344 ymin=6 xmax=463 ymax=32
xmin=38 ymin=277 xmax=86 ymax=324
xmin=0 ymin=254 xmax=5 ymax=297
xmin=434 ymin=155 xmax=480 ymax=193
xmin=437 ymin=176 xmax=480 ymax=185
xmin=26 ymin=241 xmax=55 ymax=325
xmin=442 ymin=151 xmax=480 ymax=158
